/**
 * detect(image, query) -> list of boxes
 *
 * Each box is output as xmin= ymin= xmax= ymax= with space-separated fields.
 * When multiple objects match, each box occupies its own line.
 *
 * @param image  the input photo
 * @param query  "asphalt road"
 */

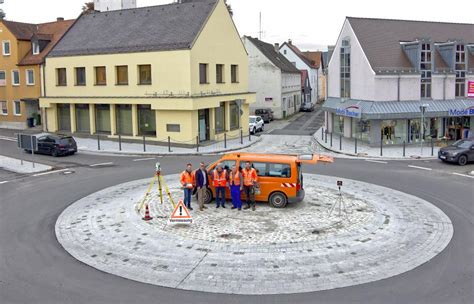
xmin=0 ymin=118 xmax=473 ymax=304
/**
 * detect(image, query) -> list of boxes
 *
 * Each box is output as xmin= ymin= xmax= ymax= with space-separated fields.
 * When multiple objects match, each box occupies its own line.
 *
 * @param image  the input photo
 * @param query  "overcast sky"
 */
xmin=1 ymin=0 xmax=473 ymax=51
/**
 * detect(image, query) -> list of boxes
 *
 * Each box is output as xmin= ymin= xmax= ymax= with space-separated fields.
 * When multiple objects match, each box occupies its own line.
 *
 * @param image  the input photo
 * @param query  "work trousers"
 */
xmin=183 ymin=188 xmax=192 ymax=208
xmin=243 ymin=185 xmax=255 ymax=207
xmin=230 ymin=185 xmax=242 ymax=209
xmin=215 ymin=186 xmax=226 ymax=207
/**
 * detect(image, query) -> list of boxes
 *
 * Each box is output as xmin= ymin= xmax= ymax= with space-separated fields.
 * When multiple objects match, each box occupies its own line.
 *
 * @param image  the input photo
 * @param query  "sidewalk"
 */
xmin=0 ymin=155 xmax=52 ymax=174
xmin=76 ymin=135 xmax=262 ymax=156
xmin=314 ymin=127 xmax=440 ymax=159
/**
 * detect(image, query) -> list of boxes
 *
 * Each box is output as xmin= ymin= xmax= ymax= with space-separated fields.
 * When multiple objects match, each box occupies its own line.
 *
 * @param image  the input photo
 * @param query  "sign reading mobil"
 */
xmin=468 ymin=81 xmax=474 ymax=98
xmin=336 ymin=105 xmax=361 ymax=119
xmin=448 ymin=106 xmax=474 ymax=116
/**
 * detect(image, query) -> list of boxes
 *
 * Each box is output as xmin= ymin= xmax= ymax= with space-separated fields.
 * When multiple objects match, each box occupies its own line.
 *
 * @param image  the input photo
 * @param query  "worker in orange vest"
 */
xmin=212 ymin=163 xmax=228 ymax=208
xmin=242 ymin=161 xmax=258 ymax=211
xmin=228 ymin=165 xmax=243 ymax=210
xmin=180 ymin=163 xmax=195 ymax=210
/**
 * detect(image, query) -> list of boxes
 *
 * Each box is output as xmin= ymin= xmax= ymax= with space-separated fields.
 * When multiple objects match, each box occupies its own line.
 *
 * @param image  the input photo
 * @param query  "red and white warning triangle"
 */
xmin=169 ymin=200 xmax=193 ymax=224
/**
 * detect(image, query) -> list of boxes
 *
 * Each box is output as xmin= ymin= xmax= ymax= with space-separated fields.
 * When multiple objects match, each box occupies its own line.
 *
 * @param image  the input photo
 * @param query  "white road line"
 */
xmin=0 ymin=136 xmax=16 ymax=142
xmin=408 ymin=165 xmax=432 ymax=171
xmin=33 ymin=169 xmax=70 ymax=177
xmin=133 ymin=158 xmax=156 ymax=162
xmin=90 ymin=162 xmax=114 ymax=167
xmin=0 ymin=181 xmax=9 ymax=185
xmin=365 ymin=160 xmax=388 ymax=164
xmin=452 ymin=172 xmax=474 ymax=179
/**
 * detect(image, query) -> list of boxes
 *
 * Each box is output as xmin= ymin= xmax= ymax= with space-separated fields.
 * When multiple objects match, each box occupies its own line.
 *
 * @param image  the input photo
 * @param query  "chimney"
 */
xmin=274 ymin=43 xmax=280 ymax=52
xmin=288 ymin=39 xmax=292 ymax=45
xmin=57 ymin=17 xmax=64 ymax=21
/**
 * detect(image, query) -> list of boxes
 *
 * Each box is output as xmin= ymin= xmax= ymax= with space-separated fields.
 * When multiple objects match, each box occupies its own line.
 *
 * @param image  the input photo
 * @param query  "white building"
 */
xmin=94 ymin=0 xmax=136 ymax=12
xmin=323 ymin=17 xmax=474 ymax=145
xmin=243 ymin=36 xmax=301 ymax=119
xmin=280 ymin=41 xmax=325 ymax=103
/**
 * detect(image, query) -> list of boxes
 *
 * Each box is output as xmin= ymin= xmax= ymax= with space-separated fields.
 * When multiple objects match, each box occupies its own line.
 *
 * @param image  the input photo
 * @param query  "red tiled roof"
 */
xmin=302 ymin=51 xmax=322 ymax=69
xmin=1 ymin=20 xmax=37 ymax=40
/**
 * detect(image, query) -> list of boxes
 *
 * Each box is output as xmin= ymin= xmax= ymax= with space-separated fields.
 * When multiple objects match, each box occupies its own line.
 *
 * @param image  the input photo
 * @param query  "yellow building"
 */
xmin=40 ymin=0 xmax=255 ymax=144
xmin=0 ymin=18 xmax=73 ymax=129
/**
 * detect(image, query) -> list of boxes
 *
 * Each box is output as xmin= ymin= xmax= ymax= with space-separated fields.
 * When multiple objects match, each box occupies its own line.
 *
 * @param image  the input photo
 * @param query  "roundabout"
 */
xmin=55 ymin=173 xmax=453 ymax=295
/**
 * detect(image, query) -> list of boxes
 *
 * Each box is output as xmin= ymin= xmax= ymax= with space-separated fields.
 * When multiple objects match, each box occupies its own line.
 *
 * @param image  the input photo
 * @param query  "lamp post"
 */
xmin=420 ymin=104 xmax=429 ymax=156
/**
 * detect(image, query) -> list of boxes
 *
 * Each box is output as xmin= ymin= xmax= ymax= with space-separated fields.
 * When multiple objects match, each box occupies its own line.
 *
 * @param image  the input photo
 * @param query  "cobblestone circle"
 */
xmin=55 ymin=174 xmax=453 ymax=295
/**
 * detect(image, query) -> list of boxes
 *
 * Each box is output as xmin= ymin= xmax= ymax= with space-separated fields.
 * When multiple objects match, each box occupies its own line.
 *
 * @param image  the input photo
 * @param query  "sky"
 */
xmin=1 ymin=0 xmax=473 ymax=51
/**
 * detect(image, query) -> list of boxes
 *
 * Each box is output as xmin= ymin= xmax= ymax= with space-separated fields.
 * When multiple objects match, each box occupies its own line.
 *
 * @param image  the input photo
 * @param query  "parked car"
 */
xmin=300 ymin=102 xmax=314 ymax=112
xmin=202 ymin=153 xmax=333 ymax=207
xmin=25 ymin=133 xmax=77 ymax=157
xmin=255 ymin=108 xmax=274 ymax=123
xmin=438 ymin=137 xmax=474 ymax=166
xmin=249 ymin=115 xmax=264 ymax=134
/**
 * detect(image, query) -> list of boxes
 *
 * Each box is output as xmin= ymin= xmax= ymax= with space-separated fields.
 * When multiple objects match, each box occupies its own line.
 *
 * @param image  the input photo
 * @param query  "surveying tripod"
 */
xmin=136 ymin=162 xmax=177 ymax=212
xmin=328 ymin=180 xmax=350 ymax=219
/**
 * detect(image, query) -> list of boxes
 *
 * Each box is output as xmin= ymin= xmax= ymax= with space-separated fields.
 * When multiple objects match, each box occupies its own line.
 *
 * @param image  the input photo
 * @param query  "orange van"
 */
xmin=203 ymin=153 xmax=333 ymax=208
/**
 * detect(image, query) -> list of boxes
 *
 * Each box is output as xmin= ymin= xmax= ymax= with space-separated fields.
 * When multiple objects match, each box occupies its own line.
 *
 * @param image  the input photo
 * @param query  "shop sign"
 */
xmin=336 ymin=105 xmax=361 ymax=118
xmin=468 ymin=81 xmax=474 ymax=98
xmin=448 ymin=106 xmax=474 ymax=116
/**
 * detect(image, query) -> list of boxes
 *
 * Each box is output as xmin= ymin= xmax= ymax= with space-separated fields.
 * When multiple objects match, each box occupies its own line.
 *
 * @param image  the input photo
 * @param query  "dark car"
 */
xmin=438 ymin=137 xmax=474 ymax=166
xmin=255 ymin=108 xmax=274 ymax=123
xmin=300 ymin=102 xmax=315 ymax=112
xmin=25 ymin=133 xmax=77 ymax=157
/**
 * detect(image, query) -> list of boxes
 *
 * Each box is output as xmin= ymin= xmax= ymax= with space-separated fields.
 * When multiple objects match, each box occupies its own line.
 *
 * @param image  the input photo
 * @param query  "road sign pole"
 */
xmin=30 ymin=136 xmax=35 ymax=169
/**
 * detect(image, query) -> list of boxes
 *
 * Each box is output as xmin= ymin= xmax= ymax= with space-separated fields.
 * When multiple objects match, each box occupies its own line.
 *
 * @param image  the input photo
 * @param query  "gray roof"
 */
xmin=245 ymin=36 xmax=300 ymax=74
xmin=323 ymin=97 xmax=474 ymax=120
xmin=49 ymin=0 xmax=217 ymax=57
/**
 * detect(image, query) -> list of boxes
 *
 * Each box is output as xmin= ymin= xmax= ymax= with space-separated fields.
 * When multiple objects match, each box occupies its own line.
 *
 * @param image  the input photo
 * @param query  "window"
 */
xmin=229 ymin=101 xmax=240 ymax=130
xmin=251 ymin=162 xmax=267 ymax=176
xmin=340 ymin=39 xmax=350 ymax=98
xmin=248 ymin=162 xmax=291 ymax=178
xmin=2 ymin=41 xmax=10 ymax=56
xmin=26 ymin=69 xmax=34 ymax=85
xmin=166 ymin=124 xmax=181 ymax=132
xmin=116 ymin=65 xmax=128 ymax=85
xmin=199 ymin=63 xmax=208 ymax=84
xmin=95 ymin=66 xmax=106 ymax=85
xmin=32 ymin=41 xmax=40 ymax=55
xmin=0 ymin=71 xmax=5 ymax=86
xmin=138 ymin=65 xmax=152 ymax=85
xmin=420 ymin=42 xmax=432 ymax=98
xmin=57 ymin=68 xmax=67 ymax=86
xmin=455 ymin=44 xmax=466 ymax=98
xmin=216 ymin=64 xmax=224 ymax=83
xmin=12 ymin=70 xmax=20 ymax=86
xmin=215 ymin=102 xmax=226 ymax=133
xmin=0 ymin=101 xmax=7 ymax=115
xmin=13 ymin=100 xmax=21 ymax=116
xmin=75 ymin=67 xmax=86 ymax=86
xmin=283 ymin=50 xmax=287 ymax=55
xmin=231 ymin=64 xmax=239 ymax=83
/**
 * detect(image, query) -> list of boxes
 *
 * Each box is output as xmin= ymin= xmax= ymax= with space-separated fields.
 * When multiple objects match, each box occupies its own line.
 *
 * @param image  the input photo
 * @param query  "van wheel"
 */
xmin=269 ymin=192 xmax=287 ymax=208
xmin=458 ymin=155 xmax=468 ymax=166
xmin=203 ymin=188 xmax=213 ymax=204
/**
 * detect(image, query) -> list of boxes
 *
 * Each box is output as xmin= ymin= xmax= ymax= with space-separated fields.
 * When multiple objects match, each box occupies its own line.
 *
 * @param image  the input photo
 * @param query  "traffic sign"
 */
xmin=169 ymin=200 xmax=192 ymax=224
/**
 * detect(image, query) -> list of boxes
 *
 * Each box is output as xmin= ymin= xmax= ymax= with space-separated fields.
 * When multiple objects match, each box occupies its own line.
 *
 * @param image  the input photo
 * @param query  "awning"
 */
xmin=322 ymin=97 xmax=474 ymax=120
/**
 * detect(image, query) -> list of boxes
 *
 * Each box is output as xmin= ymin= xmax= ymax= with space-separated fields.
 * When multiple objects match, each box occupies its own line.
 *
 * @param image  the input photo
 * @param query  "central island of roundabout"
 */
xmin=55 ymin=174 xmax=453 ymax=295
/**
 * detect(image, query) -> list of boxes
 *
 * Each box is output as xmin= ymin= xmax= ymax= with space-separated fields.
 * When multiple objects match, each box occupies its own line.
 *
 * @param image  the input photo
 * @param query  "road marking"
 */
xmin=452 ymin=172 xmax=474 ymax=179
xmin=90 ymin=162 xmax=114 ymax=167
xmin=408 ymin=165 xmax=432 ymax=171
xmin=0 ymin=135 xmax=16 ymax=142
xmin=33 ymin=169 xmax=70 ymax=177
xmin=365 ymin=160 xmax=388 ymax=164
xmin=133 ymin=158 xmax=156 ymax=162
xmin=0 ymin=181 xmax=9 ymax=185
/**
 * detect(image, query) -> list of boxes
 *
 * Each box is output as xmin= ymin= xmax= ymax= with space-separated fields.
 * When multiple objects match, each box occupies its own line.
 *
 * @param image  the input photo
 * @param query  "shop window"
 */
xmin=216 ymin=64 xmax=224 ymax=83
xmin=95 ymin=66 xmax=107 ymax=85
xmin=199 ymin=63 xmax=208 ymax=84
xmin=138 ymin=65 xmax=152 ymax=85
xmin=351 ymin=119 xmax=371 ymax=143
xmin=229 ymin=101 xmax=240 ymax=130
xmin=12 ymin=70 xmax=20 ymax=86
xmin=26 ymin=70 xmax=34 ymax=85
xmin=333 ymin=114 xmax=344 ymax=135
xmin=116 ymin=104 xmax=132 ymax=135
xmin=57 ymin=68 xmax=67 ymax=86
xmin=409 ymin=119 xmax=421 ymax=143
xmin=95 ymin=104 xmax=111 ymax=133
xmin=75 ymin=67 xmax=86 ymax=86
xmin=13 ymin=100 xmax=21 ymax=116
xmin=75 ymin=104 xmax=90 ymax=132
xmin=1 ymin=101 xmax=7 ymax=115
xmin=116 ymin=66 xmax=128 ymax=85
xmin=138 ymin=105 xmax=156 ymax=136
xmin=57 ymin=104 xmax=71 ymax=131
xmin=0 ymin=71 xmax=6 ymax=86
xmin=381 ymin=120 xmax=407 ymax=144
xmin=231 ymin=65 xmax=239 ymax=83
xmin=215 ymin=102 xmax=225 ymax=133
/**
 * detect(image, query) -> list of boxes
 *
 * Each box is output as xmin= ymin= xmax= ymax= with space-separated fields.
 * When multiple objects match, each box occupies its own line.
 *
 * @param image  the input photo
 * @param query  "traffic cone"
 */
xmin=142 ymin=203 xmax=153 ymax=221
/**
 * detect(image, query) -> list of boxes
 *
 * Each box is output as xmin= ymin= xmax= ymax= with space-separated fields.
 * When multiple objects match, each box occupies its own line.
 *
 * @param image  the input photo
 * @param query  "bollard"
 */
xmin=431 ymin=138 xmax=434 ymax=156
xmin=143 ymin=135 xmax=146 ymax=152
xmin=168 ymin=136 xmax=171 ymax=152
xmin=240 ymin=129 xmax=243 ymax=145
xmin=97 ymin=134 xmax=101 ymax=151
xmin=118 ymin=134 xmax=122 ymax=151
xmin=249 ymin=130 xmax=251 ymax=142
xmin=224 ymin=133 xmax=227 ymax=149
xmin=196 ymin=136 xmax=199 ymax=152
xmin=403 ymin=141 xmax=406 ymax=157
xmin=330 ymin=132 xmax=333 ymax=147
xmin=321 ymin=127 xmax=324 ymax=139
xmin=324 ymin=130 xmax=328 ymax=143
xmin=339 ymin=135 xmax=342 ymax=151
xmin=355 ymin=137 xmax=358 ymax=154
xmin=380 ymin=140 xmax=383 ymax=157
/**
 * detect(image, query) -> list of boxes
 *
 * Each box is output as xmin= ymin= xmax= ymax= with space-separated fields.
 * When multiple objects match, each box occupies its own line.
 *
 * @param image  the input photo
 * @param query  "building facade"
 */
xmin=93 ymin=0 xmax=136 ymax=12
xmin=243 ymin=36 xmax=301 ymax=119
xmin=324 ymin=17 xmax=474 ymax=145
xmin=0 ymin=18 xmax=73 ymax=129
xmin=40 ymin=0 xmax=255 ymax=144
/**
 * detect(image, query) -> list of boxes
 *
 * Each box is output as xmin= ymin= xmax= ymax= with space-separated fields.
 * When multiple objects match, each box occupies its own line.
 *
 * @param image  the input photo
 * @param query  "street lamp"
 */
xmin=420 ymin=103 xmax=429 ymax=155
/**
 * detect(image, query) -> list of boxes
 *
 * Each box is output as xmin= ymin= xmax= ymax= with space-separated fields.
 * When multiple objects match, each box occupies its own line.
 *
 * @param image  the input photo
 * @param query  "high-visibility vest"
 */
xmin=242 ymin=168 xmax=257 ymax=186
xmin=180 ymin=171 xmax=194 ymax=189
xmin=213 ymin=170 xmax=227 ymax=187
xmin=229 ymin=171 xmax=241 ymax=186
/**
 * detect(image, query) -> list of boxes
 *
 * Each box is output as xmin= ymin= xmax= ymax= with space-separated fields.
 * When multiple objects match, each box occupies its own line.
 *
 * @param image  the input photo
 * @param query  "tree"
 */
xmin=225 ymin=0 xmax=233 ymax=17
xmin=82 ymin=2 xmax=95 ymax=14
